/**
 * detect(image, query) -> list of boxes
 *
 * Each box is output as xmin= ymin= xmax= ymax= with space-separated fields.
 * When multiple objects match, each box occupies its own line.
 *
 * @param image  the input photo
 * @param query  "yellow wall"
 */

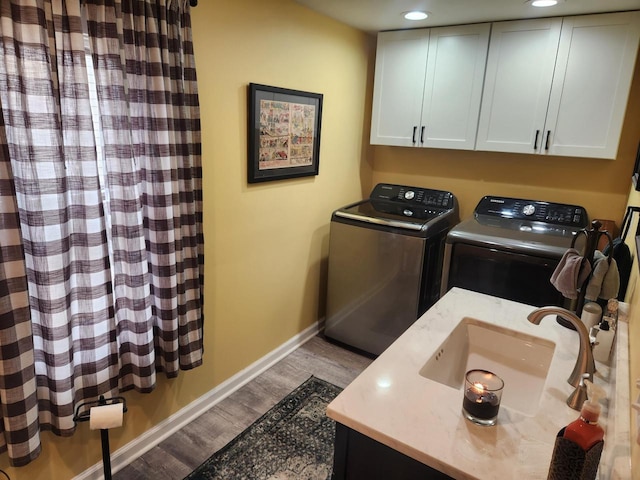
xmin=0 ymin=1 xmax=374 ymax=478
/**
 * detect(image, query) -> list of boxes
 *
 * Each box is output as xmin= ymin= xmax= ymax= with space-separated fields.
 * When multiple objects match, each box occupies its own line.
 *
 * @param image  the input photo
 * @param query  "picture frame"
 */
xmin=248 ymin=83 xmax=323 ymax=183
xmin=632 ymin=141 xmax=640 ymax=191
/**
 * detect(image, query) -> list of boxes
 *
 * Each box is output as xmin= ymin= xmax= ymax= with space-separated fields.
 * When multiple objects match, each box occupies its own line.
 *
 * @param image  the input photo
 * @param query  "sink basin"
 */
xmin=419 ymin=317 xmax=555 ymax=415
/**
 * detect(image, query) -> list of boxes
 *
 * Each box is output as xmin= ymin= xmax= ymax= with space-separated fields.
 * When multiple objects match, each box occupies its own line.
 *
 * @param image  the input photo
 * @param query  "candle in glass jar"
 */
xmin=462 ymin=382 xmax=500 ymax=419
xmin=461 ymin=370 xmax=503 ymax=426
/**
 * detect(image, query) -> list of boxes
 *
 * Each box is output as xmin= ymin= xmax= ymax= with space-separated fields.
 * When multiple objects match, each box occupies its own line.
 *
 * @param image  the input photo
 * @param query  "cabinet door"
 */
xmin=476 ymin=18 xmax=562 ymax=154
xmin=544 ymin=12 xmax=640 ymax=159
xmin=421 ymin=23 xmax=490 ymax=150
xmin=370 ymin=30 xmax=429 ymax=146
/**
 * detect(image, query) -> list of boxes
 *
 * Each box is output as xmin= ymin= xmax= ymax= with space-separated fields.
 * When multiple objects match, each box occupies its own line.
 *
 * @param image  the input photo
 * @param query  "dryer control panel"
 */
xmin=475 ymin=196 xmax=588 ymax=228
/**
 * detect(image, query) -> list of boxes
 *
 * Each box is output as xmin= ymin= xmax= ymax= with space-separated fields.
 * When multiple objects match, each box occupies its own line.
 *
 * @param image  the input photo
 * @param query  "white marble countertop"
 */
xmin=326 ymin=288 xmax=631 ymax=479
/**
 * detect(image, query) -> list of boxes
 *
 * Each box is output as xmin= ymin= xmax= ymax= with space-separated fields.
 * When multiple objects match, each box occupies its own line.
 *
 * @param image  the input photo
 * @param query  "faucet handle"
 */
xmin=567 ymin=373 xmax=591 ymax=411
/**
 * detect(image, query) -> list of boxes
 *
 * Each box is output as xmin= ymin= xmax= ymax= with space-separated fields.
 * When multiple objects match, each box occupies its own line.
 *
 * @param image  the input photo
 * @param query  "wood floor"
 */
xmin=113 ymin=334 xmax=373 ymax=479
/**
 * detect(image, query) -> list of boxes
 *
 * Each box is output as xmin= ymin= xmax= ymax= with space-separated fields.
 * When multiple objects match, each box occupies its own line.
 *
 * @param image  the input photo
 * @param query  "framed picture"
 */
xmin=633 ymin=141 xmax=640 ymax=191
xmin=248 ymin=83 xmax=323 ymax=183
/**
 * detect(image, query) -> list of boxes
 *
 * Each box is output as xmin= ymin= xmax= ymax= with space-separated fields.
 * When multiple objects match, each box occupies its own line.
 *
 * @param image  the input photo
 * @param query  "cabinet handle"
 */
xmin=534 ymin=130 xmax=540 ymax=150
xmin=545 ymin=130 xmax=551 ymax=150
xmin=421 ymin=126 xmax=425 ymax=144
xmin=412 ymin=126 xmax=417 ymax=143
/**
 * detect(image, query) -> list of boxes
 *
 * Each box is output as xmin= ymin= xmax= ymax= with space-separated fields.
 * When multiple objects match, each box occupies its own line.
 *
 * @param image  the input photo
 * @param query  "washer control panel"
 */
xmin=371 ymin=183 xmax=456 ymax=210
xmin=475 ymin=196 xmax=588 ymax=227
xmin=335 ymin=183 xmax=460 ymax=230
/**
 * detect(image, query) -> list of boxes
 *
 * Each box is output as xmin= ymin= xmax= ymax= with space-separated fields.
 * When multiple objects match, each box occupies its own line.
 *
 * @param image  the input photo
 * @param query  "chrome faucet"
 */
xmin=527 ymin=306 xmax=596 ymax=388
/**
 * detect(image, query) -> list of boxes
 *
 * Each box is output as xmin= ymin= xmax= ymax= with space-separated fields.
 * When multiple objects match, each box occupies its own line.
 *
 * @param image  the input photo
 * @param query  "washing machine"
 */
xmin=441 ymin=195 xmax=589 ymax=308
xmin=324 ymin=183 xmax=459 ymax=356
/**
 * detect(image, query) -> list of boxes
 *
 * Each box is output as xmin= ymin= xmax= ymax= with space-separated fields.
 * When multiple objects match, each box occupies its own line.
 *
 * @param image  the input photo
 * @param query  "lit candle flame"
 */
xmin=471 ymin=382 xmax=486 ymax=402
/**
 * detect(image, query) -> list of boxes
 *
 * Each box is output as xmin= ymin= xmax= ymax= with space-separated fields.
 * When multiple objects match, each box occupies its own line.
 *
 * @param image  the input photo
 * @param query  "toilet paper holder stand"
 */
xmin=74 ymin=395 xmax=128 ymax=480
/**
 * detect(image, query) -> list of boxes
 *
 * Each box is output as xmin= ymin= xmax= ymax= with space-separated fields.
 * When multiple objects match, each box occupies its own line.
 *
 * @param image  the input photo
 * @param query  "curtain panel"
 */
xmin=0 ymin=0 xmax=203 ymax=466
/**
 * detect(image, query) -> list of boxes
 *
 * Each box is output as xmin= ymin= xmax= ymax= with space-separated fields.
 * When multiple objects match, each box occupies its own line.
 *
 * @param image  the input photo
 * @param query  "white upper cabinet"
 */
xmin=476 ymin=18 xmax=562 ymax=154
xmin=545 ymin=12 xmax=640 ymax=158
xmin=370 ymin=29 xmax=429 ymax=147
xmin=477 ymin=11 xmax=640 ymax=159
xmin=370 ymin=24 xmax=490 ymax=149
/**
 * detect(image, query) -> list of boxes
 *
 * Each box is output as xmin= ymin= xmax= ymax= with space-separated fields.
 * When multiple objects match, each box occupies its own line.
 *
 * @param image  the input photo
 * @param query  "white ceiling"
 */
xmin=294 ymin=0 xmax=640 ymax=33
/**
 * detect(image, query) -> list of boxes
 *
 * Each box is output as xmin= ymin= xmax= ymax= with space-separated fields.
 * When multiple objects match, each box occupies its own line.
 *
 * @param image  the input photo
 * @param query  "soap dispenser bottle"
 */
xmin=593 ymin=318 xmax=615 ymax=364
xmin=547 ymin=380 xmax=606 ymax=480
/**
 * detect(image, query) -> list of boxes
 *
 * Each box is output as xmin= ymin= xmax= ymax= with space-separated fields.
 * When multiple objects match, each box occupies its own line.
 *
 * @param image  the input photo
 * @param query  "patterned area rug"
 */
xmin=185 ymin=376 xmax=342 ymax=480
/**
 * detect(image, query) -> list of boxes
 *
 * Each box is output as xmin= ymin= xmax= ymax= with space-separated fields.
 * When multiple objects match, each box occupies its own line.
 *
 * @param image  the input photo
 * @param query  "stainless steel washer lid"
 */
xmin=332 ymin=183 xmax=459 ymax=235
xmin=447 ymin=196 xmax=589 ymax=258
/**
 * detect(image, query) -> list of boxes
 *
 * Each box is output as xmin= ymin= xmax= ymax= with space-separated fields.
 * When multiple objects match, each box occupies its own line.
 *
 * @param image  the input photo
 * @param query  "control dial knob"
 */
xmin=404 ymin=190 xmax=415 ymax=200
xmin=522 ymin=204 xmax=536 ymax=216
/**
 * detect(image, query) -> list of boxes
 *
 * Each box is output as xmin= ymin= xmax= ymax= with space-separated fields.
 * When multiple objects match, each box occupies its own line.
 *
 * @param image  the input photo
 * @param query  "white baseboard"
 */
xmin=73 ymin=320 xmax=323 ymax=480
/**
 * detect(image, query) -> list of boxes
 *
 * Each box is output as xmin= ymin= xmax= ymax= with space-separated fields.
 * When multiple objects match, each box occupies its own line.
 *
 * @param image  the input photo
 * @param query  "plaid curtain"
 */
xmin=0 ymin=0 xmax=203 ymax=466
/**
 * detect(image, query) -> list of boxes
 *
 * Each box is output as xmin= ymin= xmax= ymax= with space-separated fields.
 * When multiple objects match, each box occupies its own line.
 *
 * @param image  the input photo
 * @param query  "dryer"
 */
xmin=441 ymin=195 xmax=589 ymax=308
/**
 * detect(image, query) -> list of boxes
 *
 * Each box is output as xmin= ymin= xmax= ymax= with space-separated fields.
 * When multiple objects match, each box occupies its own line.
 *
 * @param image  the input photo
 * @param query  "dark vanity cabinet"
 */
xmin=331 ymin=423 xmax=454 ymax=480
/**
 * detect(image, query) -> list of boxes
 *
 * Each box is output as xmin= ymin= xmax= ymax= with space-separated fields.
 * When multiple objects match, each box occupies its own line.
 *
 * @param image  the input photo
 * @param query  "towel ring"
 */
xmin=570 ymin=221 xmax=614 ymax=265
xmin=563 ymin=220 xmax=616 ymax=321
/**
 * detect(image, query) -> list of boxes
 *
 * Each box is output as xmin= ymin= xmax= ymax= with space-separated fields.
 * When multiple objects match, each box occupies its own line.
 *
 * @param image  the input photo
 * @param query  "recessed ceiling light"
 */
xmin=404 ymin=11 xmax=429 ymax=21
xmin=530 ymin=0 xmax=558 ymax=6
